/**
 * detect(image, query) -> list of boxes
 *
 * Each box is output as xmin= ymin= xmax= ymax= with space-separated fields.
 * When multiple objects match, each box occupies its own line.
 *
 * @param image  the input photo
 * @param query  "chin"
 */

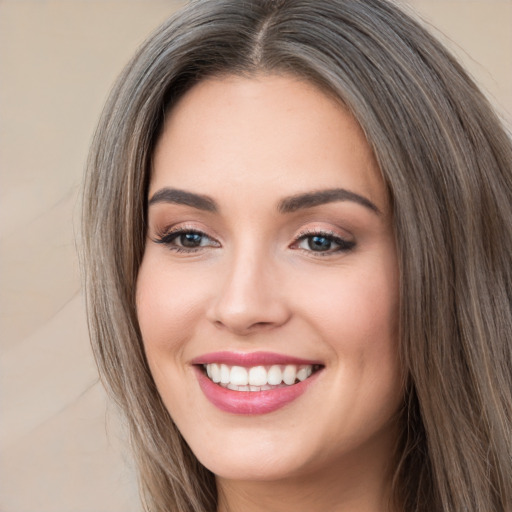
xmin=197 ymin=444 xmax=311 ymax=482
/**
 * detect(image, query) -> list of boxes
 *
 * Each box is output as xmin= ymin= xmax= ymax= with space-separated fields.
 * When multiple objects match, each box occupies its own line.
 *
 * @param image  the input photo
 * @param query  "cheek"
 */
xmin=292 ymin=249 xmax=402 ymax=420
xmin=320 ymin=269 xmax=402 ymax=435
xmin=135 ymin=252 xmax=209 ymax=364
xmin=135 ymin=252 xmax=215 ymax=420
xmin=293 ymin=257 xmax=399 ymax=356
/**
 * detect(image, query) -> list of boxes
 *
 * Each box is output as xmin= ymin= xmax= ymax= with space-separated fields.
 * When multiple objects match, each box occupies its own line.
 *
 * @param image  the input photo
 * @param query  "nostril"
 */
xmin=206 ymin=271 xmax=292 ymax=334
xmin=212 ymin=319 xmax=274 ymax=334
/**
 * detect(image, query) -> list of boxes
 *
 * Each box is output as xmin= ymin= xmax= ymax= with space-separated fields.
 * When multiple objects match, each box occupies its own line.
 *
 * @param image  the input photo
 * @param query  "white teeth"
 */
xmin=267 ymin=365 xmax=283 ymax=385
xmin=248 ymin=366 xmax=267 ymax=386
xmin=230 ymin=366 xmax=249 ymax=386
xmin=204 ymin=363 xmax=317 ymax=389
xmin=210 ymin=363 xmax=221 ymax=383
xmin=297 ymin=366 xmax=312 ymax=382
xmin=220 ymin=364 xmax=230 ymax=384
xmin=283 ymin=365 xmax=297 ymax=385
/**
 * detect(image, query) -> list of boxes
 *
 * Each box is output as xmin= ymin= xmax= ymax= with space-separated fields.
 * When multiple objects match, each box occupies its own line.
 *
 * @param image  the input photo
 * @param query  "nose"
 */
xmin=206 ymin=247 xmax=291 ymax=336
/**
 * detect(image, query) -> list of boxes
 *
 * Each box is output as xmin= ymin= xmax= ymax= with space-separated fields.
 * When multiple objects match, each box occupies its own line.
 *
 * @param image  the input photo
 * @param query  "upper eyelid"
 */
xmin=156 ymin=227 xmax=218 ymax=243
xmin=154 ymin=222 xmax=218 ymax=239
xmin=152 ymin=224 xmax=353 ymax=247
xmin=153 ymin=229 xmax=220 ymax=253
xmin=291 ymin=228 xmax=356 ymax=252
xmin=294 ymin=227 xmax=352 ymax=241
xmin=155 ymin=226 xmax=346 ymax=239
xmin=293 ymin=232 xmax=353 ymax=245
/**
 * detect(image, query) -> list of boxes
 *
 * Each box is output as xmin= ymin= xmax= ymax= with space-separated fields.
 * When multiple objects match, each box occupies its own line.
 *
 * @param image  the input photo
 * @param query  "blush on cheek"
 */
xmin=136 ymin=255 xmax=209 ymax=349
xmin=138 ymin=295 xmax=194 ymax=354
xmin=304 ymin=280 xmax=396 ymax=349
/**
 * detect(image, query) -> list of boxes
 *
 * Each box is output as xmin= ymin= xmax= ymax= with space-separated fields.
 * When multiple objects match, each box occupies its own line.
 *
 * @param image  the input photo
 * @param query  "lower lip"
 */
xmin=194 ymin=367 xmax=321 ymax=415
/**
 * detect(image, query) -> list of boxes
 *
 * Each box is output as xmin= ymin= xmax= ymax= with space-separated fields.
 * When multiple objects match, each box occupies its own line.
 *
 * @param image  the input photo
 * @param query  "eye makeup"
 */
xmin=291 ymin=228 xmax=356 ymax=255
xmin=153 ymin=224 xmax=221 ymax=253
xmin=152 ymin=224 xmax=356 ymax=257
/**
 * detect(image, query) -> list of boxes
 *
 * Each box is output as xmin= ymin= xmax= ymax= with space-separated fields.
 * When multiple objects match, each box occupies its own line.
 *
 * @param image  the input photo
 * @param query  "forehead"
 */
xmin=151 ymin=74 xmax=388 ymax=212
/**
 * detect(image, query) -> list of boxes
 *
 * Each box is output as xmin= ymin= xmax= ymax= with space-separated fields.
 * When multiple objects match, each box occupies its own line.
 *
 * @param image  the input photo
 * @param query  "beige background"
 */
xmin=1 ymin=1 xmax=510 ymax=511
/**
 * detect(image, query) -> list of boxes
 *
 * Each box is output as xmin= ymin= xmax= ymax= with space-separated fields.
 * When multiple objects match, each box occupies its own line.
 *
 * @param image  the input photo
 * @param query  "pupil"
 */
xmin=308 ymin=236 xmax=331 ymax=251
xmin=181 ymin=233 xmax=202 ymax=247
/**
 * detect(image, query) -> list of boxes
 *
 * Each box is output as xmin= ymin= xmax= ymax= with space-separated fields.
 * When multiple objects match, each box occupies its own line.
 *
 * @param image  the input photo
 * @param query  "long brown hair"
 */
xmin=82 ymin=1 xmax=512 ymax=510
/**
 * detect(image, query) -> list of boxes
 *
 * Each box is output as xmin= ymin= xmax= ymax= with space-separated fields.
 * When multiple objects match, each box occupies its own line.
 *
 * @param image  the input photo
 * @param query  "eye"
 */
xmin=293 ymin=231 xmax=355 ymax=254
xmin=154 ymin=228 xmax=220 ymax=252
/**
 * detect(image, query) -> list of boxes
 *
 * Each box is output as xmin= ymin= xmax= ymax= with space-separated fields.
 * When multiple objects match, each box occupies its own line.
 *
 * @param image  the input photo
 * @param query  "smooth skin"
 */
xmin=136 ymin=74 xmax=403 ymax=512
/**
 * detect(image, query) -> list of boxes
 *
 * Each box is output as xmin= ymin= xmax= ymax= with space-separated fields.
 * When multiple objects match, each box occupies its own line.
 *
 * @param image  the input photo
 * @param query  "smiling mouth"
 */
xmin=201 ymin=363 xmax=323 ymax=392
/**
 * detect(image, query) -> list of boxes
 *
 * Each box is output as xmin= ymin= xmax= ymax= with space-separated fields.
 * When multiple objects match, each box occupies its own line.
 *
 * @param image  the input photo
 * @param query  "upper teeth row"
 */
xmin=205 ymin=364 xmax=313 ymax=386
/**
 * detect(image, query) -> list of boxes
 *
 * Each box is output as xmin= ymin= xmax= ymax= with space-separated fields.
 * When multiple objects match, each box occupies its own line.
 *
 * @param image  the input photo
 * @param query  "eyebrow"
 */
xmin=148 ymin=188 xmax=218 ymax=212
xmin=148 ymin=186 xmax=380 ymax=215
xmin=277 ymin=188 xmax=380 ymax=214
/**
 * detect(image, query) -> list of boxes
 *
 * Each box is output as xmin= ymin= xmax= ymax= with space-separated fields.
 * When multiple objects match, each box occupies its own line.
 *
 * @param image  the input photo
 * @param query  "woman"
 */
xmin=82 ymin=0 xmax=512 ymax=511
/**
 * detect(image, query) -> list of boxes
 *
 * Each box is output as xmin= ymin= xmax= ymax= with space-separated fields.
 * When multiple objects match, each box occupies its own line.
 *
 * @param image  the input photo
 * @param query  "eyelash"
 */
xmin=154 ymin=227 xmax=219 ymax=253
xmin=154 ymin=227 xmax=355 ymax=255
xmin=293 ymin=229 xmax=356 ymax=255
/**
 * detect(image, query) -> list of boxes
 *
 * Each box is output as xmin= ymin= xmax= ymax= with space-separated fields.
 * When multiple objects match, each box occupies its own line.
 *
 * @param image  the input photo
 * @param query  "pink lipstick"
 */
xmin=191 ymin=351 xmax=323 ymax=415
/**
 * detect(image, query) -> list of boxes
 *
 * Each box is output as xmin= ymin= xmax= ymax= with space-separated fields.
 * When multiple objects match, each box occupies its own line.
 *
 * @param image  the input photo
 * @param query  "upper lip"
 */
xmin=190 ymin=351 xmax=323 ymax=367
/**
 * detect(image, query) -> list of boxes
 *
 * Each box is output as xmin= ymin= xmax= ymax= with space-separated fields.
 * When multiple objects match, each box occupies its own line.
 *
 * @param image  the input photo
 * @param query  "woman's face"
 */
xmin=137 ymin=74 xmax=402 ymax=484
